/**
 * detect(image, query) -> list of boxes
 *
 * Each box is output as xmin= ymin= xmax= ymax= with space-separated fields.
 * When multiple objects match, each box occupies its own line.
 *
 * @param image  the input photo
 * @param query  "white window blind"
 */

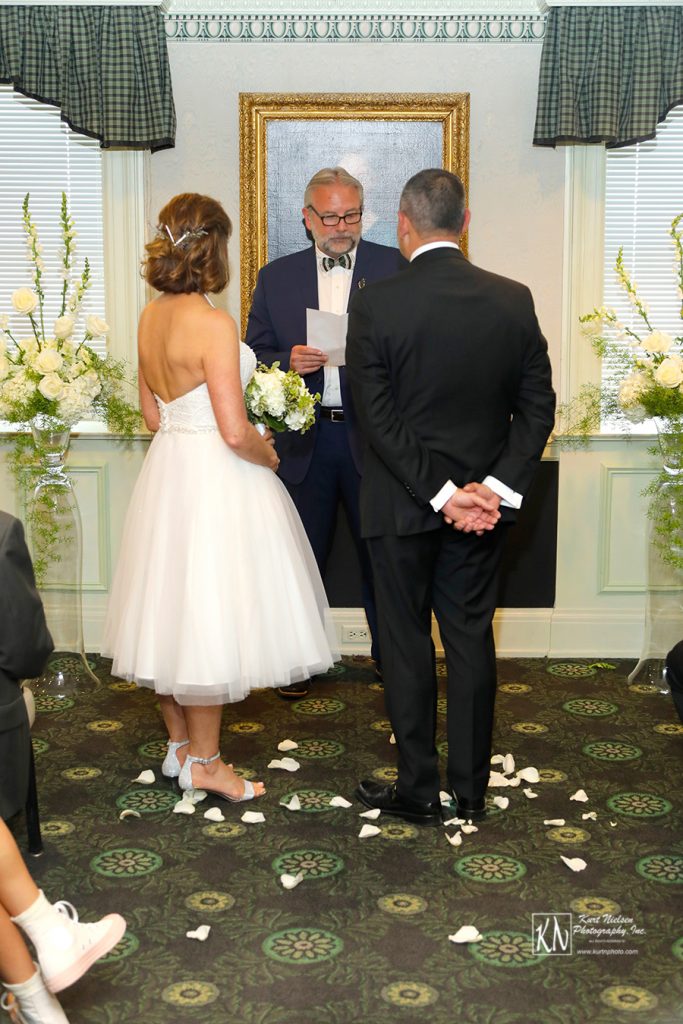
xmin=602 ymin=106 xmax=683 ymax=430
xmin=0 ymin=86 xmax=106 ymax=356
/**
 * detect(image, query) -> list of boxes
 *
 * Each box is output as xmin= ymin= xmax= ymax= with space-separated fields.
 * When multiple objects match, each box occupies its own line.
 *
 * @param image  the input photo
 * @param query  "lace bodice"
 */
xmin=155 ymin=343 xmax=257 ymax=433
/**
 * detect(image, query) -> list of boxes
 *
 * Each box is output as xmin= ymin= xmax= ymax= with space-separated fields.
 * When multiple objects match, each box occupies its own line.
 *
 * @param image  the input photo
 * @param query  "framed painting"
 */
xmin=238 ymin=92 xmax=470 ymax=330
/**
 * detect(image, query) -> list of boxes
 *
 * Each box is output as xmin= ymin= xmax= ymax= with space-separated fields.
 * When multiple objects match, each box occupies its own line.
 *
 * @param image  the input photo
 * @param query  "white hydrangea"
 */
xmin=618 ymin=371 xmax=649 ymax=408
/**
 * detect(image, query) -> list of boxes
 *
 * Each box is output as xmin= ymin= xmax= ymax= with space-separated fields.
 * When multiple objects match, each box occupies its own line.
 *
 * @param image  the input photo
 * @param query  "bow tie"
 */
xmin=321 ymin=254 xmax=352 ymax=272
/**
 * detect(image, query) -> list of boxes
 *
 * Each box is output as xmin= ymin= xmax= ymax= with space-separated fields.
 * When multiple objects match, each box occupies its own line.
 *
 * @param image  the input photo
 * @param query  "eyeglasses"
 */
xmin=307 ymin=205 xmax=363 ymax=227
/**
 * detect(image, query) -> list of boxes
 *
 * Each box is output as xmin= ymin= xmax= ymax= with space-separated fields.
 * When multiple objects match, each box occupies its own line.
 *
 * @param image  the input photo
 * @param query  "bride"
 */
xmin=102 ymin=193 xmax=338 ymax=802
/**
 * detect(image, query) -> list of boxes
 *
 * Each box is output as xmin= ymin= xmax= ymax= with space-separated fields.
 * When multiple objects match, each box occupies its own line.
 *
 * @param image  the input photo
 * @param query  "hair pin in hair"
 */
xmin=163 ymin=224 xmax=208 ymax=249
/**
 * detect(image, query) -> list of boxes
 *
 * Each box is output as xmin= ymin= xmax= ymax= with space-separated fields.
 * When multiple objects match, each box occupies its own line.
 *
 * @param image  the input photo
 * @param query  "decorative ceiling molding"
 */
xmin=165 ymin=4 xmax=546 ymax=42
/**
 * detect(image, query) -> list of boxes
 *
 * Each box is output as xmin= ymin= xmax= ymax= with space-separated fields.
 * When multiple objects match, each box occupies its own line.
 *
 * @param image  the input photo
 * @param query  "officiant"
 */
xmin=245 ymin=166 xmax=404 ymax=696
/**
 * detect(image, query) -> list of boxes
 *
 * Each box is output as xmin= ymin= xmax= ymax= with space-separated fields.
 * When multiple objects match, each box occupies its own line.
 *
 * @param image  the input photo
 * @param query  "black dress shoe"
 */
xmin=451 ymin=792 xmax=487 ymax=821
xmin=276 ymin=681 xmax=310 ymax=700
xmin=355 ymin=779 xmax=442 ymax=826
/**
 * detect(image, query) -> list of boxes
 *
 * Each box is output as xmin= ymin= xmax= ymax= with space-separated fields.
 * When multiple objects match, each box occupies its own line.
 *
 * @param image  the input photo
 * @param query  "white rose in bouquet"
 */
xmin=654 ymin=356 xmax=683 ymax=389
xmin=31 ymin=348 xmax=63 ymax=375
xmin=38 ymin=373 xmax=66 ymax=402
xmin=53 ymin=315 xmax=75 ymax=340
xmin=642 ymin=330 xmax=674 ymax=354
xmin=85 ymin=314 xmax=109 ymax=338
xmin=17 ymin=337 xmax=39 ymax=359
xmin=12 ymin=288 xmax=38 ymax=316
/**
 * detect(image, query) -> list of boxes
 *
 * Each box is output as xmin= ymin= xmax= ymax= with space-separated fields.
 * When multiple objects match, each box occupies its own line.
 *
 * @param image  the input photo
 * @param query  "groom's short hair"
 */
xmin=400 ymin=169 xmax=466 ymax=236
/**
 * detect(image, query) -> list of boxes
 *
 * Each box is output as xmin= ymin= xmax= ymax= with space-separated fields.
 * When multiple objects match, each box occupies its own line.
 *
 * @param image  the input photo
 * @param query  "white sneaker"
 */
xmin=1 ymin=967 xmax=70 ymax=1023
xmin=33 ymin=902 xmax=126 ymax=994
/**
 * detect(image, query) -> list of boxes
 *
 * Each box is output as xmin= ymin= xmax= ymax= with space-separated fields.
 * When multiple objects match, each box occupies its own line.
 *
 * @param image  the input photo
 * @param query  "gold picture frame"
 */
xmin=238 ymin=92 xmax=470 ymax=332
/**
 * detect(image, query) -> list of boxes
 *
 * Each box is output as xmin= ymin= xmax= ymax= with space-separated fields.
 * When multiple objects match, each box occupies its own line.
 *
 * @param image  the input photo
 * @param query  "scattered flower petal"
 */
xmin=118 ymin=809 xmax=141 ymax=820
xmin=570 ymin=789 xmax=589 ymax=802
xmin=439 ymin=790 xmax=453 ymax=804
xmin=523 ymin=788 xmax=538 ymax=799
xmin=280 ymin=872 xmax=304 ymax=890
xmin=359 ymin=808 xmax=381 ymax=819
xmin=490 ymin=754 xmax=505 ymax=765
xmin=389 ymin=733 xmax=396 ymax=745
xmin=446 ymin=832 xmax=463 ymax=847
xmin=329 ymin=796 xmax=352 ymax=808
xmin=443 ymin=816 xmax=465 ymax=826
xmin=502 ymin=753 xmax=516 ymax=775
xmin=133 ymin=770 xmax=155 ymax=785
xmin=609 ymin=821 xmax=618 ymax=827
xmin=267 ymin=757 xmax=300 ymax=772
xmin=581 ymin=811 xmax=597 ymax=821
xmin=517 ymin=766 xmax=539 ymax=784
xmin=241 ymin=811 xmax=265 ymax=824
xmin=184 ymin=789 xmax=207 ymax=805
xmin=544 ymin=818 xmax=565 ymax=826
xmin=461 ymin=824 xmax=479 ymax=834
xmin=186 ymin=925 xmax=211 ymax=941
xmin=203 ymin=807 xmax=225 ymax=822
xmin=448 ymin=926 xmax=482 ymax=943
xmin=277 ymin=739 xmax=299 ymax=752
xmin=561 ymin=856 xmax=587 ymax=872
xmin=492 ymin=796 xmax=509 ymax=809
xmin=488 ymin=771 xmax=510 ymax=788
xmin=507 ymin=777 xmax=521 ymax=788
xmin=359 ymin=824 xmax=381 ymax=838
xmin=280 ymin=794 xmax=301 ymax=811
xmin=173 ymin=799 xmax=195 ymax=815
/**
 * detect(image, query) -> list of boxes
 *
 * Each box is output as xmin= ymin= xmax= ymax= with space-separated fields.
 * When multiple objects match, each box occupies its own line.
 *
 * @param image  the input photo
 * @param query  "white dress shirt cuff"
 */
xmin=430 ymin=480 xmax=457 ymax=513
xmin=483 ymin=475 xmax=523 ymax=509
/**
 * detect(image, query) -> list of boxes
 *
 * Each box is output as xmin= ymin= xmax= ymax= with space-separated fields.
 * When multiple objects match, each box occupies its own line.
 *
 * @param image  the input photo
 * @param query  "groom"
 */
xmin=245 ymin=166 xmax=405 ymax=696
xmin=347 ymin=169 xmax=555 ymax=826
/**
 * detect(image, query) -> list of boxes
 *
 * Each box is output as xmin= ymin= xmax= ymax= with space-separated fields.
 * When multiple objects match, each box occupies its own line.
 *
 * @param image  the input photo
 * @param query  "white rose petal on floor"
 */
xmin=502 ymin=753 xmax=516 ymax=775
xmin=277 ymin=739 xmax=299 ymax=752
xmin=186 ymin=925 xmax=211 ymax=941
xmin=173 ymin=797 xmax=195 ymax=815
xmin=488 ymin=771 xmax=510 ymax=788
xmin=461 ymin=824 xmax=478 ymax=834
xmin=582 ymin=811 xmax=598 ymax=821
xmin=119 ymin=809 xmax=141 ymax=820
xmin=280 ymin=794 xmax=302 ymax=811
xmin=280 ymin=872 xmax=304 ymax=890
xmin=439 ymin=790 xmax=453 ymax=804
xmin=242 ymin=810 xmax=266 ymax=823
xmin=267 ymin=757 xmax=300 ymax=772
xmin=359 ymin=808 xmax=381 ymax=819
xmin=203 ymin=807 xmax=225 ymax=822
xmin=359 ymin=824 xmax=381 ymax=838
xmin=561 ymin=856 xmax=587 ymax=872
xmin=523 ymin=788 xmax=538 ymax=799
xmin=329 ymin=796 xmax=352 ymax=808
xmin=133 ymin=770 xmax=155 ymax=785
xmin=446 ymin=832 xmax=463 ymax=847
xmin=570 ymin=789 xmax=589 ymax=802
xmin=492 ymin=796 xmax=509 ymax=809
xmin=544 ymin=818 xmax=565 ymax=826
xmin=516 ymin=766 xmax=539 ymax=783
xmin=448 ymin=926 xmax=482 ymax=943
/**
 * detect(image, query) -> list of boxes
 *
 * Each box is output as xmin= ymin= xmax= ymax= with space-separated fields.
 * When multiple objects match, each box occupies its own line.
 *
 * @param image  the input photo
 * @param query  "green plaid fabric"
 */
xmin=534 ymin=6 xmax=683 ymax=149
xmin=0 ymin=6 xmax=175 ymax=151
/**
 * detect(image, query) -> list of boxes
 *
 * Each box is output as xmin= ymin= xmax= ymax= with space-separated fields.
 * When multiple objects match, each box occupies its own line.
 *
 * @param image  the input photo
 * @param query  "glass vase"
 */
xmin=25 ymin=416 xmax=97 ymax=698
xmin=628 ymin=420 xmax=683 ymax=691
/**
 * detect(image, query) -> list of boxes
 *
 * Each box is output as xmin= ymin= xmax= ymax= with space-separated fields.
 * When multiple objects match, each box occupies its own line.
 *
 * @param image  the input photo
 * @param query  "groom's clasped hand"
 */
xmin=442 ymin=481 xmax=502 ymax=535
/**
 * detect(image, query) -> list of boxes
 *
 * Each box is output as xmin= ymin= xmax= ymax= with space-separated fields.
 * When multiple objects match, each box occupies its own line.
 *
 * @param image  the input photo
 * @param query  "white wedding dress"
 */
xmin=102 ymin=341 xmax=338 ymax=705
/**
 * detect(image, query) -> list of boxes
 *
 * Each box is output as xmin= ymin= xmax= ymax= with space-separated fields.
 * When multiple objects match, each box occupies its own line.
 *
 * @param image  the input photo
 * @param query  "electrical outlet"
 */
xmin=342 ymin=625 xmax=370 ymax=643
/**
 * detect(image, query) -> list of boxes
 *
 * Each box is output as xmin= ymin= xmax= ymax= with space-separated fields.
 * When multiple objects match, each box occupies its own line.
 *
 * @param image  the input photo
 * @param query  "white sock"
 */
xmin=3 ymin=967 xmax=70 ymax=1024
xmin=10 ymin=892 xmax=58 ymax=948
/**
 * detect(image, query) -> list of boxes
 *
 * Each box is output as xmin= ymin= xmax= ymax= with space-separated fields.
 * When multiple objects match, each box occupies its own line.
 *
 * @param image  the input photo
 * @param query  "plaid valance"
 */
xmin=0 ymin=6 xmax=175 ymax=151
xmin=534 ymin=6 xmax=683 ymax=148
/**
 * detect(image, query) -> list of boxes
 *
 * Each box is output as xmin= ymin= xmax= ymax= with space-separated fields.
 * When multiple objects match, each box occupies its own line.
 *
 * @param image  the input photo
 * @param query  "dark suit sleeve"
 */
xmin=0 ymin=517 xmax=54 ymax=680
xmin=244 ymin=268 xmax=292 ymax=372
xmin=486 ymin=295 xmax=556 ymax=496
xmin=347 ymin=291 xmax=450 ymax=507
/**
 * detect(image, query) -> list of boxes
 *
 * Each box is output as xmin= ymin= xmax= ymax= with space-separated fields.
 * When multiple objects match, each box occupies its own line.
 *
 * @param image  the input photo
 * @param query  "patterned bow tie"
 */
xmin=321 ymin=254 xmax=352 ymax=272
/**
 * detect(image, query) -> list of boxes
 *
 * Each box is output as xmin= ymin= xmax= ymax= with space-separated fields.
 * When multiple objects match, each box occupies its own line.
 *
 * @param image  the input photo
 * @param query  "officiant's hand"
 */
xmin=290 ymin=345 xmax=328 ymax=375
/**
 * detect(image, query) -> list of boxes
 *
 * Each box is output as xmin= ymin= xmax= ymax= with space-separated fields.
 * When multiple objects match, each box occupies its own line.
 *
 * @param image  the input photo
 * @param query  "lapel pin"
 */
xmin=358 ymin=278 xmax=366 ymax=289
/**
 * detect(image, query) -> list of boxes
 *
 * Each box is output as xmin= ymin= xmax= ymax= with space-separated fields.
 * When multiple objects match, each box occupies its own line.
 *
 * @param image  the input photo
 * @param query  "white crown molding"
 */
xmin=165 ymin=0 xmax=544 ymax=11
xmin=543 ymin=0 xmax=680 ymax=6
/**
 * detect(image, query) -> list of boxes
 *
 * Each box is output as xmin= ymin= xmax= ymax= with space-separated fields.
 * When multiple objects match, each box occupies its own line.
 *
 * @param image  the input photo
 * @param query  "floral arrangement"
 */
xmin=0 ymin=193 xmax=139 ymax=433
xmin=562 ymin=213 xmax=683 ymax=566
xmin=245 ymin=361 xmax=319 ymax=434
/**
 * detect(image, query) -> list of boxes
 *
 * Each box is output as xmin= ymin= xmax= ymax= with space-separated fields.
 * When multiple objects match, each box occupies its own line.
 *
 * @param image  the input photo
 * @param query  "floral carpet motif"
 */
xmin=8 ymin=656 xmax=683 ymax=1024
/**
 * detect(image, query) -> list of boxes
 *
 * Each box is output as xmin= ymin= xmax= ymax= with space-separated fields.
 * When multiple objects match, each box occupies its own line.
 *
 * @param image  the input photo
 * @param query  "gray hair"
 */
xmin=304 ymin=166 xmax=364 ymax=207
xmin=400 ymin=169 xmax=466 ymax=236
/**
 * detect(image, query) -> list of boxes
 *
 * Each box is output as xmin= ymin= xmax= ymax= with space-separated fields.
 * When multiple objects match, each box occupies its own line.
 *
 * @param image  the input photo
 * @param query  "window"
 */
xmin=601 ymin=105 xmax=683 ymax=430
xmin=0 ymin=86 xmax=107 ymax=356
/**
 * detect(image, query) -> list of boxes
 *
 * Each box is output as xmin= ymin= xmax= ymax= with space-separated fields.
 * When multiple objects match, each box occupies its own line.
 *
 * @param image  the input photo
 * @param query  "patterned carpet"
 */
xmin=9 ymin=656 xmax=683 ymax=1024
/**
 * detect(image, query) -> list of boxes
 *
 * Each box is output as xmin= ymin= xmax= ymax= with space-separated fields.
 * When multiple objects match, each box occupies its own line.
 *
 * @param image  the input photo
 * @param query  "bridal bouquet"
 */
xmin=0 ymin=193 xmax=138 ymax=433
xmin=245 ymin=362 xmax=319 ymax=433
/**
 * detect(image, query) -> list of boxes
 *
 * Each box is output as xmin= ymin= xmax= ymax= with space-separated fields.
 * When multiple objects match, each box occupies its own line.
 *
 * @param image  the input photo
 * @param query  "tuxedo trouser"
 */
xmin=367 ymin=524 xmax=509 ymax=803
xmin=285 ymin=418 xmax=380 ymax=663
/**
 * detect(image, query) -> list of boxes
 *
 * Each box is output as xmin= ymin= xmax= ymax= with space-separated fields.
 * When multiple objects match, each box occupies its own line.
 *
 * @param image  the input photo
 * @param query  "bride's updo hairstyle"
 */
xmin=143 ymin=193 xmax=232 ymax=294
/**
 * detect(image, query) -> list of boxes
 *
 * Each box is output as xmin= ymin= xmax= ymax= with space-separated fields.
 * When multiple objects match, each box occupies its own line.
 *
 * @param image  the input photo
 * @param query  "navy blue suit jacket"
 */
xmin=245 ymin=238 xmax=405 ymax=485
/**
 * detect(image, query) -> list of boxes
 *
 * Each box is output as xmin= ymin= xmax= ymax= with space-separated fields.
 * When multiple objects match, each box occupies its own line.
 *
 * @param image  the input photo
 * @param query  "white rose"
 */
xmin=642 ymin=331 xmax=674 ymax=354
xmin=38 ymin=373 xmax=66 ymax=401
xmin=0 ymin=355 xmax=10 ymax=381
xmin=17 ymin=337 xmax=39 ymax=360
xmin=85 ymin=315 xmax=109 ymax=338
xmin=12 ymin=288 xmax=38 ymax=316
xmin=32 ymin=349 xmax=63 ymax=375
xmin=654 ymin=357 xmax=683 ymax=389
xmin=53 ymin=315 xmax=75 ymax=340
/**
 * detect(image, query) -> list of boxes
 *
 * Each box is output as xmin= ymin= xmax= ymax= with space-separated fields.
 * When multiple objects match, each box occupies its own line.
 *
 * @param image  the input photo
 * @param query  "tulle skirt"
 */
xmin=101 ymin=430 xmax=339 ymax=705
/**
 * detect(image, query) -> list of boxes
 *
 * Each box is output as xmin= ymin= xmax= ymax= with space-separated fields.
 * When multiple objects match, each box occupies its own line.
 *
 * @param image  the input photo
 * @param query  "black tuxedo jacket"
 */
xmin=245 ymin=238 xmax=405 ymax=484
xmin=346 ymin=246 xmax=556 ymax=538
